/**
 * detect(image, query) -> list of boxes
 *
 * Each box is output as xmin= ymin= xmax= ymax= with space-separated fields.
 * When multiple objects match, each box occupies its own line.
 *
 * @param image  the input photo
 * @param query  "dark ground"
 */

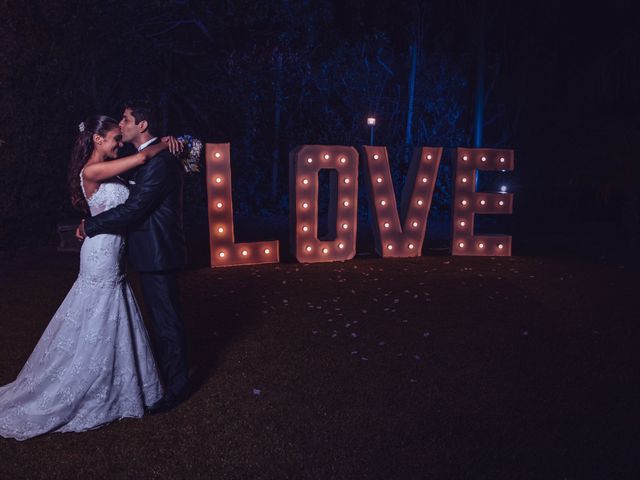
xmin=0 ymin=247 xmax=638 ymax=479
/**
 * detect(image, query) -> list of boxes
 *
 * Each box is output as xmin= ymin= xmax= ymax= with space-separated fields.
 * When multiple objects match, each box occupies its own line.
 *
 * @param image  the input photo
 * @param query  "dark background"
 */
xmin=1 ymin=0 xmax=638 ymax=256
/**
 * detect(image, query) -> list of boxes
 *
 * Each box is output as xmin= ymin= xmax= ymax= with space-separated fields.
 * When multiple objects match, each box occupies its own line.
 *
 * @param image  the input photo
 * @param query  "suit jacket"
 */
xmin=85 ymin=144 xmax=187 ymax=272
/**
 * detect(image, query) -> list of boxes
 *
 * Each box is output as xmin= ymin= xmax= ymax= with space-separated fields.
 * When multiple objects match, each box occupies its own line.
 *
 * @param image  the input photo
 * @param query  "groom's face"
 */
xmin=119 ymin=108 xmax=142 ymax=144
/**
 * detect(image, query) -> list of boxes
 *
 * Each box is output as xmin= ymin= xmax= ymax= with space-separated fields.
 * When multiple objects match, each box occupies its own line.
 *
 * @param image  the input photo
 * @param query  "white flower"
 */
xmin=78 ymin=122 xmax=85 ymax=133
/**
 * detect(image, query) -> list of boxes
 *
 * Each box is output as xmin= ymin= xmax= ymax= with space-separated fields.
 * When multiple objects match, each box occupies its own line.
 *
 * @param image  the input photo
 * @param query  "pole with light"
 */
xmin=367 ymin=116 xmax=376 ymax=145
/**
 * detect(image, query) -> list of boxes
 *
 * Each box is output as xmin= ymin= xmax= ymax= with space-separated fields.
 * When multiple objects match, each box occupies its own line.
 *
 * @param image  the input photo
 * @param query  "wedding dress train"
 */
xmin=0 ymin=175 xmax=163 ymax=441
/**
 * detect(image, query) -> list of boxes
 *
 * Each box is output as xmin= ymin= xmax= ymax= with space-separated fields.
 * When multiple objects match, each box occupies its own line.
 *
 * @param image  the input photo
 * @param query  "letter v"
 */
xmin=362 ymin=146 xmax=442 ymax=257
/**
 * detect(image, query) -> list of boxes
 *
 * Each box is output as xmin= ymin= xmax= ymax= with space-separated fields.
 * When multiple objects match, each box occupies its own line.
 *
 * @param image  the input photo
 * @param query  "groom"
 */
xmin=77 ymin=99 xmax=189 ymax=414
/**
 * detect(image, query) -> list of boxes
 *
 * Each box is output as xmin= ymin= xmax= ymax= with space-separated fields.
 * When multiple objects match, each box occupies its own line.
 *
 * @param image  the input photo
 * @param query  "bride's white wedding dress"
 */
xmin=0 ymin=174 xmax=163 ymax=441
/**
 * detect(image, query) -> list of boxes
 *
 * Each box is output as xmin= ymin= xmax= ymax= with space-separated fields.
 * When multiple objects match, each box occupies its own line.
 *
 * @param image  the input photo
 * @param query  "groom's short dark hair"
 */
xmin=123 ymin=99 xmax=161 ymax=136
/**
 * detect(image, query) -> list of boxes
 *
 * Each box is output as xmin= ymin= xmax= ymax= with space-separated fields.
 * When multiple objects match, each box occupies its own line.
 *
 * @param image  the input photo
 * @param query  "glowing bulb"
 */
xmin=215 ymin=177 xmax=222 ymax=184
xmin=241 ymin=249 xmax=248 ymax=256
xmin=499 ymin=200 xmax=505 ymax=206
xmin=324 ymin=153 xmax=330 ymax=160
xmin=498 ymin=243 xmax=504 ymax=249
xmin=478 ymin=243 xmax=485 ymax=249
xmin=340 ymin=157 xmax=347 ymax=164
xmin=427 ymin=154 xmax=432 ymax=160
xmin=461 ymin=200 xmax=468 ymax=206
xmin=500 ymin=185 xmax=507 ymax=193
xmin=373 ymin=154 xmax=379 ymax=160
xmin=216 ymin=202 xmax=223 ymax=209
xmin=459 ymin=220 xmax=466 ymax=227
xmin=480 ymin=200 xmax=486 ymax=205
xmin=218 ymin=251 xmax=225 ymax=258
xmin=322 ymin=248 xmax=328 ymax=254
xmin=412 ymin=221 xmax=418 ymax=228
xmin=408 ymin=243 xmax=415 ymax=250
xmin=302 ymin=178 xmax=309 ymax=185
xmin=344 ymin=178 xmax=350 ymax=184
xmin=302 ymin=225 xmax=309 ymax=232
xmin=500 ymin=157 xmax=506 ymax=163
xmin=338 ymin=243 xmax=345 ymax=249
xmin=417 ymin=199 xmax=424 ymax=206
xmin=380 ymin=200 xmax=387 ymax=206
xmin=367 ymin=117 xmax=376 ymax=126
xmin=214 ymin=152 xmax=222 ymax=159
xmin=302 ymin=202 xmax=309 ymax=209
xmin=421 ymin=177 xmax=428 ymax=183
xmin=307 ymin=157 xmax=313 ymax=164
xmin=458 ymin=242 xmax=465 ymax=248
xmin=217 ymin=226 xmax=224 ymax=233
xmin=342 ymin=223 xmax=349 ymax=230
xmin=481 ymin=156 xmax=487 ymax=162
xmin=264 ymin=248 xmax=271 ymax=254
xmin=461 ymin=177 xmax=468 ymax=183
xmin=462 ymin=155 xmax=468 ymax=161
xmin=343 ymin=200 xmax=350 ymax=207
xmin=386 ymin=244 xmax=393 ymax=250
xmin=376 ymin=177 xmax=383 ymax=183
xmin=305 ymin=245 xmax=312 ymax=252
xmin=383 ymin=222 xmax=390 ymax=228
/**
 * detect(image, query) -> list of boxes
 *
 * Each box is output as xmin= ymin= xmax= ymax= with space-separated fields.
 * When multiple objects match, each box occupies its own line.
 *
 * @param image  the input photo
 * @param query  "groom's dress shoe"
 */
xmin=146 ymin=386 xmax=190 ymax=415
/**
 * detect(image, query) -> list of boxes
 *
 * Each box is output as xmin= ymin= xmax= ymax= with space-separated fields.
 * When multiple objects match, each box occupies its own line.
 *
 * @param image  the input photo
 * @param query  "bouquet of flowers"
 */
xmin=177 ymin=135 xmax=203 ymax=174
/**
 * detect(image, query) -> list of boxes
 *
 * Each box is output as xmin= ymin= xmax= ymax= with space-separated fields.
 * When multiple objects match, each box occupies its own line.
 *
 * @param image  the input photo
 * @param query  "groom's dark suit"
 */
xmin=84 ymin=140 xmax=188 ymax=402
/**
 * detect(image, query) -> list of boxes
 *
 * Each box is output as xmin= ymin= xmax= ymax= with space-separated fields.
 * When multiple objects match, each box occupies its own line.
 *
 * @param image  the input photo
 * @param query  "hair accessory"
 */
xmin=78 ymin=122 xmax=86 ymax=133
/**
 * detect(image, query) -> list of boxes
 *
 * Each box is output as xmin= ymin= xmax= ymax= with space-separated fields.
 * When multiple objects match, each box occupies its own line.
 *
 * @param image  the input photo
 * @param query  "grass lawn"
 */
xmin=0 ymin=249 xmax=637 ymax=479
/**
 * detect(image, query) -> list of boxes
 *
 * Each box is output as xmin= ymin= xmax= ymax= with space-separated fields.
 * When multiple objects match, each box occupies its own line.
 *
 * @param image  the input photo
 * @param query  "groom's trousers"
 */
xmin=139 ymin=270 xmax=189 ymax=399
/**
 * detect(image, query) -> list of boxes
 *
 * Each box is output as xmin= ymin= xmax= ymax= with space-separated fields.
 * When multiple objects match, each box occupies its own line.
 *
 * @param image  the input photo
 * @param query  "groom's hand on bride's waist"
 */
xmin=75 ymin=219 xmax=86 ymax=241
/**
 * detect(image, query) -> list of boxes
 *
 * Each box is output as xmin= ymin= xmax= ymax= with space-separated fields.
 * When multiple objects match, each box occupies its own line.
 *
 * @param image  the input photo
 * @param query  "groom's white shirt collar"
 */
xmin=138 ymin=137 xmax=158 ymax=152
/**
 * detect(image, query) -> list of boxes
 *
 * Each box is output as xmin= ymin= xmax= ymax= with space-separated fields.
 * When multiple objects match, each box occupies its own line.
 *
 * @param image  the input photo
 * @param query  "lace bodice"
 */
xmin=80 ymin=170 xmax=130 ymax=216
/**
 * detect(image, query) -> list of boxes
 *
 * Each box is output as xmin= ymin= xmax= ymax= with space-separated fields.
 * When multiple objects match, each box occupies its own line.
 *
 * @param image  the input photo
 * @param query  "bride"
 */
xmin=0 ymin=115 xmax=175 ymax=441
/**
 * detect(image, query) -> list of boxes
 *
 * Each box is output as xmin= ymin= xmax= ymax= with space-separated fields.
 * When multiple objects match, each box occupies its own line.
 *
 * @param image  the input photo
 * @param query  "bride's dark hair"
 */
xmin=68 ymin=115 xmax=119 ymax=213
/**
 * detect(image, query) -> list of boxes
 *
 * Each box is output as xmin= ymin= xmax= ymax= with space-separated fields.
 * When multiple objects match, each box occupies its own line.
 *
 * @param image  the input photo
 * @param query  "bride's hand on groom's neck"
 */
xmin=161 ymin=136 xmax=183 ymax=156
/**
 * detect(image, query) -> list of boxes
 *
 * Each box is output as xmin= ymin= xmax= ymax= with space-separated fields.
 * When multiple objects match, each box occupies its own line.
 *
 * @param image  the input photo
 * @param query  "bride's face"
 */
xmin=95 ymin=128 xmax=123 ymax=159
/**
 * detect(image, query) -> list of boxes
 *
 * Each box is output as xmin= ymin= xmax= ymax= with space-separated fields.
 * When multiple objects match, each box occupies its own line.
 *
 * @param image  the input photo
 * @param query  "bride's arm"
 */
xmin=83 ymin=142 xmax=169 ymax=182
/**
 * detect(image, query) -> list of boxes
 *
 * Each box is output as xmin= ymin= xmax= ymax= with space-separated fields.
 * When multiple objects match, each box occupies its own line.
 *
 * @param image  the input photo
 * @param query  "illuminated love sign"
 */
xmin=205 ymin=143 xmax=514 ymax=267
